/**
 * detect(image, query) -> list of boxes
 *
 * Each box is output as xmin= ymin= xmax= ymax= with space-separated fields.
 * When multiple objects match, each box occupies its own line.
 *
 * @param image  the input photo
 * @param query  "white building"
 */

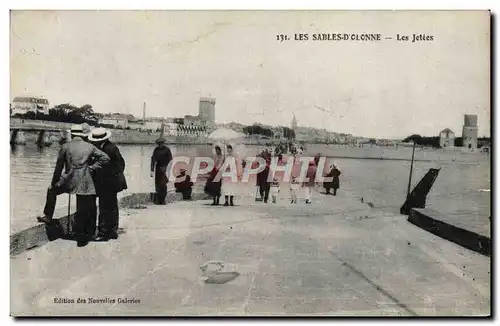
xmin=439 ymin=128 xmax=455 ymax=148
xmin=143 ymin=120 xmax=162 ymax=132
xmin=11 ymin=96 xmax=50 ymax=115
xmin=99 ymin=114 xmax=129 ymax=129
xmin=164 ymin=122 xmax=179 ymax=136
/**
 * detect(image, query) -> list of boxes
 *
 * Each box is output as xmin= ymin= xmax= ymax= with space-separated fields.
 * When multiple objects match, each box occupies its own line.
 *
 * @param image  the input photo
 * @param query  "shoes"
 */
xmin=109 ymin=233 xmax=118 ymax=240
xmin=305 ymin=200 xmax=312 ymax=204
xmin=77 ymin=240 xmax=89 ymax=247
xmin=211 ymin=202 xmax=218 ymax=206
xmin=94 ymin=235 xmax=110 ymax=242
xmin=224 ymin=202 xmax=229 ymax=207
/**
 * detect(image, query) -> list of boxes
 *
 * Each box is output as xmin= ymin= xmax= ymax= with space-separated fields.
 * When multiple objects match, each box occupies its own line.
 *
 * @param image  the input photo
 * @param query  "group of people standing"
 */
xmin=255 ymin=151 xmax=340 ymax=204
xmin=37 ymin=124 xmax=127 ymax=247
xmin=204 ymin=144 xmax=243 ymax=206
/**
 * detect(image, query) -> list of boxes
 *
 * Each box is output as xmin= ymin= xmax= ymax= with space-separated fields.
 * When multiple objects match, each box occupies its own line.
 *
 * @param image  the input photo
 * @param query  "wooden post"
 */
xmin=406 ymin=141 xmax=417 ymax=203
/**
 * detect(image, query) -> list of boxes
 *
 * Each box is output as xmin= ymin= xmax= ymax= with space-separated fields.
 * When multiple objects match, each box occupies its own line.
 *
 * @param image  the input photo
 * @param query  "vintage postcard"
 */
xmin=9 ymin=10 xmax=490 ymax=317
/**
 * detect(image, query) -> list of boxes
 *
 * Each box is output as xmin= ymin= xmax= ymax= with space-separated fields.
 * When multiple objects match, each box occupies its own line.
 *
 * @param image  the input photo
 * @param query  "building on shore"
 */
xmin=127 ymin=115 xmax=144 ymax=130
xmin=11 ymin=96 xmax=50 ymax=116
xmin=439 ymin=128 xmax=455 ymax=148
xmin=98 ymin=114 xmax=129 ymax=129
xmin=199 ymin=97 xmax=216 ymax=124
xmin=462 ymin=114 xmax=478 ymax=150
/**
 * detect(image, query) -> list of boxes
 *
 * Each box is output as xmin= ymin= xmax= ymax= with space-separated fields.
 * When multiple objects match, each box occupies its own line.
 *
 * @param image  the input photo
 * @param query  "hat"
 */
xmin=70 ymin=124 xmax=87 ymax=137
xmin=81 ymin=123 xmax=91 ymax=136
xmin=88 ymin=127 xmax=112 ymax=142
xmin=155 ymin=137 xmax=166 ymax=144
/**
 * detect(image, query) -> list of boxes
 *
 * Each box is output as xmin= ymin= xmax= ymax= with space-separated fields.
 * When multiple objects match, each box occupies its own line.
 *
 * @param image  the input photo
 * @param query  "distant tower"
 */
xmin=462 ymin=114 xmax=478 ymax=150
xmin=142 ymin=102 xmax=146 ymax=124
xmin=199 ymin=97 xmax=216 ymax=124
xmin=291 ymin=113 xmax=298 ymax=131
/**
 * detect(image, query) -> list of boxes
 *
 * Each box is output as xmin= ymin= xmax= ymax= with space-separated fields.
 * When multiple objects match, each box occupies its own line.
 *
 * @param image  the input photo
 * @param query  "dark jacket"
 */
xmin=257 ymin=163 xmax=270 ymax=187
xmin=324 ymin=167 xmax=341 ymax=189
xmin=51 ymin=137 xmax=110 ymax=195
xmin=93 ymin=140 xmax=128 ymax=195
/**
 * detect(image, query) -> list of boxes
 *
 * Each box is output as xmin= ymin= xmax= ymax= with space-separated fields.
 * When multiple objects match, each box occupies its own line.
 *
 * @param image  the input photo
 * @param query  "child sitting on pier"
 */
xmin=290 ymin=176 xmax=300 ymax=204
xmin=174 ymin=168 xmax=193 ymax=200
xmin=270 ymin=177 xmax=280 ymax=204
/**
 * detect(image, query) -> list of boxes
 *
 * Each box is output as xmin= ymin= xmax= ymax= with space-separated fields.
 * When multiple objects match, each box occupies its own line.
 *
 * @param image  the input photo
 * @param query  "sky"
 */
xmin=10 ymin=10 xmax=490 ymax=139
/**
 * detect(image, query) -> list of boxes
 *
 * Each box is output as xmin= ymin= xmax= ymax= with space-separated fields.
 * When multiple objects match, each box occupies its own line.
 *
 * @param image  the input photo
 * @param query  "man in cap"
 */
xmin=88 ymin=127 xmax=127 ymax=241
xmin=46 ymin=124 xmax=110 ymax=247
xmin=174 ymin=168 xmax=193 ymax=200
xmin=150 ymin=137 xmax=173 ymax=204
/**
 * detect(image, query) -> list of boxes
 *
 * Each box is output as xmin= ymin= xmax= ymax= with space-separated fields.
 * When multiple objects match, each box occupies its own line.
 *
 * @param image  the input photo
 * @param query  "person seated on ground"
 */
xmin=174 ymin=168 xmax=193 ymax=200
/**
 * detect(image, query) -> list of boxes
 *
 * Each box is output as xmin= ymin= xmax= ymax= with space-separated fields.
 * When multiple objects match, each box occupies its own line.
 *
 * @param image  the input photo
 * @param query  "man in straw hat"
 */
xmin=150 ymin=137 xmax=173 ymax=205
xmin=88 ymin=127 xmax=127 ymax=241
xmin=42 ymin=124 xmax=110 ymax=247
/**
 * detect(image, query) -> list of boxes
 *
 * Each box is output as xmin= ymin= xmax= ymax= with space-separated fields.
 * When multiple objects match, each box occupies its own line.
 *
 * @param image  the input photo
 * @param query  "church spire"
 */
xmin=291 ymin=113 xmax=298 ymax=130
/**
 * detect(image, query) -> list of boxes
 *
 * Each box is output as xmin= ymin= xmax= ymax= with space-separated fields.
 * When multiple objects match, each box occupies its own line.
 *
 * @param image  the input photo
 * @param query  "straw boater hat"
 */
xmin=88 ymin=127 xmax=112 ymax=142
xmin=81 ymin=123 xmax=91 ymax=137
xmin=70 ymin=124 xmax=87 ymax=138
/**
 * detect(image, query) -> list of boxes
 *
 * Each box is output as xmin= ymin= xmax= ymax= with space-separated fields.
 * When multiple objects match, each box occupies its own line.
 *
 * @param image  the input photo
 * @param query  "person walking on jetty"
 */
xmin=205 ymin=145 xmax=224 ymax=206
xmin=303 ymin=160 xmax=317 ymax=204
xmin=150 ymin=137 xmax=173 ymax=205
xmin=45 ymin=124 xmax=110 ymax=247
xmin=222 ymin=144 xmax=243 ymax=207
xmin=175 ymin=168 xmax=194 ymax=200
xmin=88 ymin=128 xmax=127 ymax=241
xmin=256 ymin=158 xmax=271 ymax=203
xmin=324 ymin=164 xmax=341 ymax=196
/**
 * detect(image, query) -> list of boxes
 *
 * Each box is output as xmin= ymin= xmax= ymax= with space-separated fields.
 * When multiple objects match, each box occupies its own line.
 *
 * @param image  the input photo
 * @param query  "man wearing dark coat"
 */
xmin=46 ymin=124 xmax=110 ymax=247
xmin=88 ymin=128 xmax=128 ymax=241
xmin=150 ymin=137 xmax=173 ymax=205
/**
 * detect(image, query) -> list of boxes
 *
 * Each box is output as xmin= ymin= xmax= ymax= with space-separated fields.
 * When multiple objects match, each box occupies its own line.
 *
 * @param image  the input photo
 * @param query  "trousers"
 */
xmin=43 ymin=187 xmax=66 ymax=218
xmin=154 ymin=166 xmax=168 ymax=204
xmin=259 ymin=183 xmax=270 ymax=202
xmin=74 ymin=195 xmax=97 ymax=241
xmin=97 ymin=191 xmax=119 ymax=236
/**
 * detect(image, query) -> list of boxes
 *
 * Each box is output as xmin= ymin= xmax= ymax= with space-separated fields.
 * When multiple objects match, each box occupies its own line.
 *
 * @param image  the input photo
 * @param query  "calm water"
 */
xmin=10 ymin=143 xmax=490 ymax=233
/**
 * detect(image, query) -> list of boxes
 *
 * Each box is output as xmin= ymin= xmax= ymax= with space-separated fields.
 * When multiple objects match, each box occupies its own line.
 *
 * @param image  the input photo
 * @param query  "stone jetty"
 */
xmin=10 ymin=184 xmax=490 ymax=316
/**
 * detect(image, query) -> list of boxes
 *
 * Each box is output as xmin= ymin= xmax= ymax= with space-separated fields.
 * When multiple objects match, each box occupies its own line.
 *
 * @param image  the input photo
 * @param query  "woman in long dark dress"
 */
xmin=324 ymin=164 xmax=341 ymax=195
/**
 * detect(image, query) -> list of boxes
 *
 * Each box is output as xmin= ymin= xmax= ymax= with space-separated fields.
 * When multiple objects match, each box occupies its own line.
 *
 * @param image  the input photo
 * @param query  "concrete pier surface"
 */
xmin=11 ymin=186 xmax=490 ymax=316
